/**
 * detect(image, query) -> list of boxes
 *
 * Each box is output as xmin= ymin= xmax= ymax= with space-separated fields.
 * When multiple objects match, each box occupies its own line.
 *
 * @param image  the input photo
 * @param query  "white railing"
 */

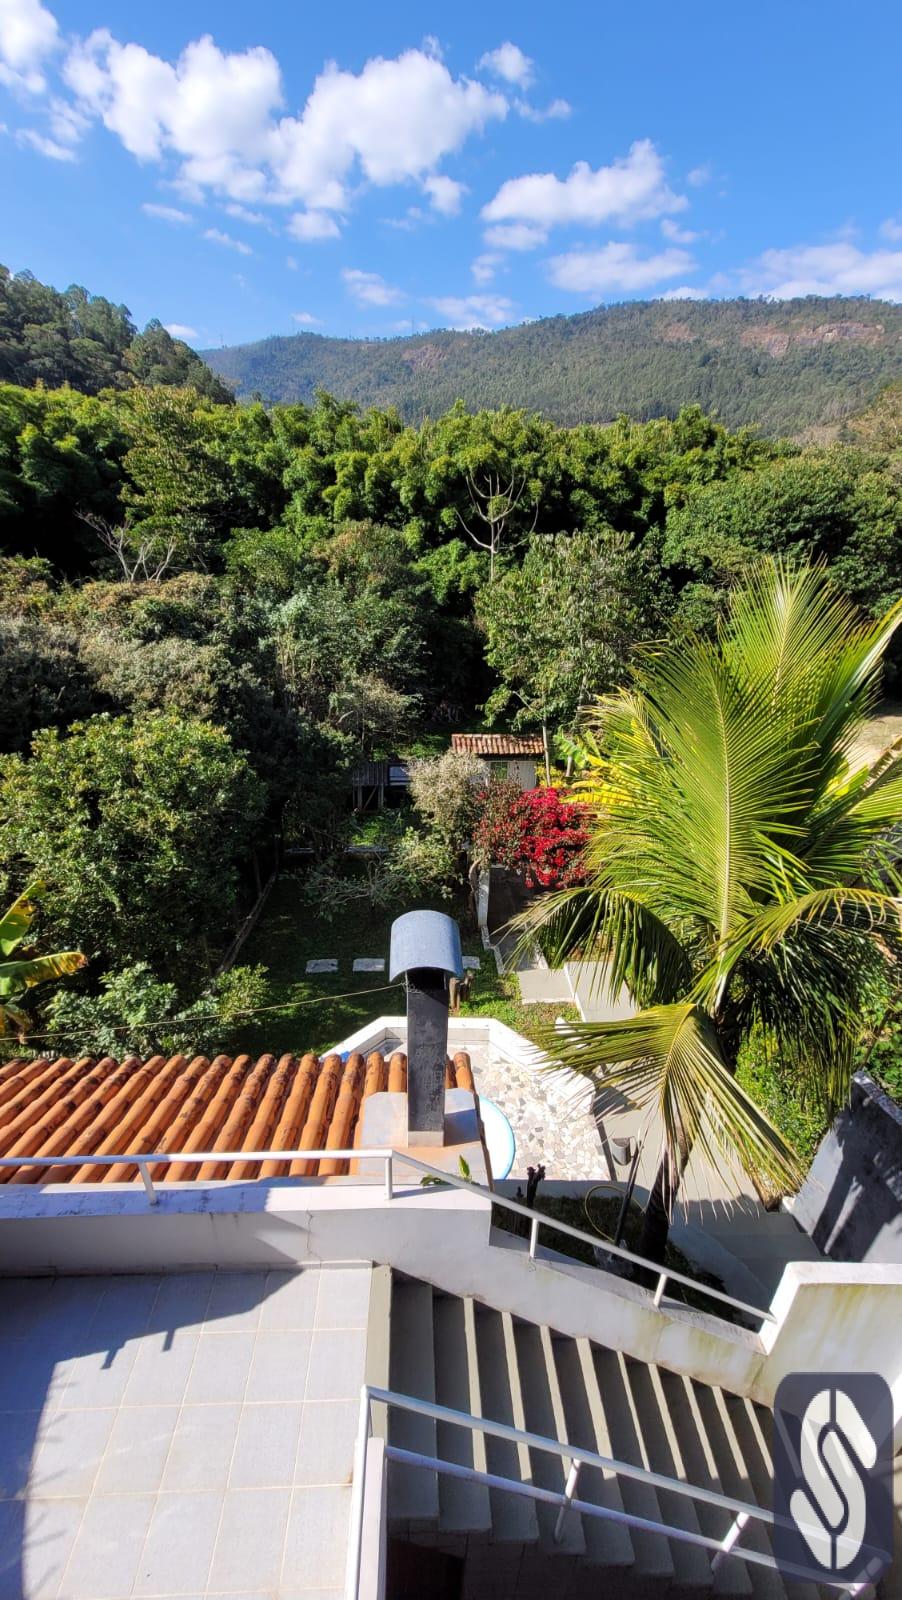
xmin=345 ymin=1385 xmax=874 ymax=1600
xmin=0 ymin=1144 xmax=774 ymax=1328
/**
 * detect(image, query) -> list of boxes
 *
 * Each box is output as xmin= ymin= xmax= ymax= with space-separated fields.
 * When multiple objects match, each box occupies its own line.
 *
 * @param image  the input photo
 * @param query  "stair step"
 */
xmin=690 ymin=1382 xmax=787 ymax=1600
xmin=433 ymin=1294 xmax=492 ymax=1535
xmin=590 ymin=1346 xmax=676 ymax=1580
xmin=387 ymin=1277 xmax=439 ymax=1527
xmin=658 ymin=1370 xmax=753 ymax=1597
xmin=553 ymin=1334 xmax=634 ymax=1569
xmin=725 ymin=1397 xmax=824 ymax=1600
xmin=514 ymin=1320 xmax=586 ymax=1556
xmin=625 ymin=1357 xmax=714 ymax=1590
xmin=474 ymin=1306 xmax=540 ymax=1546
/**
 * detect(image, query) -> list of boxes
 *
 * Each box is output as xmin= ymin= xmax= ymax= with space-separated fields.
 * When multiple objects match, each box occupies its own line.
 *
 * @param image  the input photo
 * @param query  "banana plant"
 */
xmin=515 ymin=561 xmax=902 ymax=1264
xmin=0 ymin=882 xmax=86 ymax=1038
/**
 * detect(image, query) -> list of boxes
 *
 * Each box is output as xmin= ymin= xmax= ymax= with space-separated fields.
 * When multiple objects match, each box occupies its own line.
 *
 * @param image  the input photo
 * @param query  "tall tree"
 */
xmin=518 ymin=562 xmax=902 ymax=1263
xmin=478 ymin=528 xmax=661 ymax=774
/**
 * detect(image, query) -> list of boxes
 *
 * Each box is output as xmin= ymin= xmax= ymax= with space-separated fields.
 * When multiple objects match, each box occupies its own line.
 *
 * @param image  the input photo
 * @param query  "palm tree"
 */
xmin=0 ymin=882 xmax=85 ymax=1037
xmin=518 ymin=562 xmax=902 ymax=1265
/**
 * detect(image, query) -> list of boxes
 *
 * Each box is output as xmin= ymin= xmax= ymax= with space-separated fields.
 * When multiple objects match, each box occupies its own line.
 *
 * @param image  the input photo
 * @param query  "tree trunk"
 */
xmin=637 ymin=1148 xmax=681 ymax=1270
xmin=541 ymin=722 xmax=552 ymax=785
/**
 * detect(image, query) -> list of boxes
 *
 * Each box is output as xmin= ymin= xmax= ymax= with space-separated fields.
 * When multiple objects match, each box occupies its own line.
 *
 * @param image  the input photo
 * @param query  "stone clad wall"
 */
xmin=792 ymin=1071 xmax=902 ymax=1264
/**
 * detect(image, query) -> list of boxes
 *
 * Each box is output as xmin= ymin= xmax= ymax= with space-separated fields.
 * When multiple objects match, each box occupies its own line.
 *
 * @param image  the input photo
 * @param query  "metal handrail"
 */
xmin=0 ymin=1143 xmax=774 ymax=1326
xmin=345 ymin=1385 xmax=872 ymax=1600
xmin=386 ymin=1148 xmax=777 ymax=1327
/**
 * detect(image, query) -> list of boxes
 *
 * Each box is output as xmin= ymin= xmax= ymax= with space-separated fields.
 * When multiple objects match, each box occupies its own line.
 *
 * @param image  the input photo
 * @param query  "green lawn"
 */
xmin=237 ymin=875 xmax=576 ymax=1057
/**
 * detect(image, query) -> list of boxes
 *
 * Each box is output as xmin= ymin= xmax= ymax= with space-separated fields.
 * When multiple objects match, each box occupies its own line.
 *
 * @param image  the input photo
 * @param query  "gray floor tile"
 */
xmin=304 ymin=1331 xmax=366 ymax=1402
xmin=183 ymin=1332 xmax=255 ymax=1405
xmin=94 ymin=1277 xmax=162 ymax=1339
xmin=161 ymin=1404 xmax=241 ymax=1493
xmin=259 ymin=1270 xmax=320 ymax=1331
xmin=205 ymin=1272 xmax=265 ymax=1332
xmin=0 ymin=1411 xmax=43 ymax=1498
xmin=0 ymin=1495 xmax=86 ymax=1600
xmin=0 ymin=1340 xmax=71 ymax=1413
xmin=147 ymin=1273 xmax=214 ymax=1334
xmin=60 ymin=1492 xmax=155 ymax=1598
xmin=94 ymin=1406 xmax=179 ymax=1495
xmin=282 ymin=1486 xmax=352 ymax=1592
xmin=231 ymin=1404 xmax=302 ymax=1489
xmin=29 ymin=1407 xmax=115 ymax=1498
xmin=313 ymin=1268 xmax=370 ymax=1330
xmin=293 ymin=1402 xmax=357 ymax=1487
xmin=133 ymin=1490 xmax=223 ymax=1596
xmin=207 ymin=1488 xmax=291 ymax=1593
xmin=122 ymin=1329 xmax=199 ymax=1407
xmin=244 ymin=1332 xmax=312 ymax=1404
xmin=0 ymin=1279 xmax=57 ymax=1340
xmin=58 ymin=1340 xmax=141 ymax=1410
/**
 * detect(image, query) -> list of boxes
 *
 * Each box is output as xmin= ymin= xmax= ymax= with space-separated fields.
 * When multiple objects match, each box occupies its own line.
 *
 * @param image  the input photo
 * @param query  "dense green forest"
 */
xmin=204 ymin=296 xmax=902 ymax=437
xmin=0 ymin=263 xmax=233 ymax=402
xmin=1 ymin=262 xmax=900 ymax=1079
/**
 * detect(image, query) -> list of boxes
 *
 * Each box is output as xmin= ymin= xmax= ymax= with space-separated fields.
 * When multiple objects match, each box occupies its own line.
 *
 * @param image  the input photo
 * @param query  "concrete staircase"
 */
xmin=381 ymin=1272 xmax=840 ymax=1600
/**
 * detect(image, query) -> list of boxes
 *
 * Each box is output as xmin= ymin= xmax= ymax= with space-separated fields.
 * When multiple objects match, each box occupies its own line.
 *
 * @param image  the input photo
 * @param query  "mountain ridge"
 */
xmin=203 ymin=296 xmax=902 ymax=437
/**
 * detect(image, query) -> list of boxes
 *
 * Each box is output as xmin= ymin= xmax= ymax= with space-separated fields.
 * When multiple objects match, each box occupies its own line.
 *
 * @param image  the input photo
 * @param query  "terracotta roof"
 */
xmin=451 ymin=733 xmax=544 ymax=758
xmin=0 ymin=1050 xmax=475 ymax=1185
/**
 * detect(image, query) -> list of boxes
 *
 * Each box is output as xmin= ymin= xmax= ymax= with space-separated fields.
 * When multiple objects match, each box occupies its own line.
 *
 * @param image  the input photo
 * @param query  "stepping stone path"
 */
xmin=306 ymin=959 xmax=338 ymax=974
xmin=462 ymin=956 xmax=481 ymax=970
xmin=352 ymin=958 xmax=385 ymax=973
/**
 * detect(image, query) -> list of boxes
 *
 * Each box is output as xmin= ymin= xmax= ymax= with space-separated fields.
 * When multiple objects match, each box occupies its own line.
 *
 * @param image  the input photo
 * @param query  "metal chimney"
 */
xmin=389 ymin=909 xmax=463 ymax=1146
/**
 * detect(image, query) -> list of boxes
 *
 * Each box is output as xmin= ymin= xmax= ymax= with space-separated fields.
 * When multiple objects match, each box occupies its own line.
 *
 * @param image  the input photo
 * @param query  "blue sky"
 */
xmin=2 ymin=0 xmax=901 ymax=347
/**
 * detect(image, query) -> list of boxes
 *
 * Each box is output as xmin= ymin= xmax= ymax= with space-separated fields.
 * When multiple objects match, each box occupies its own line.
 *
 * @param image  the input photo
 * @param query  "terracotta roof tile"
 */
xmin=451 ymin=733 xmax=544 ymax=758
xmin=0 ymin=1051 xmax=474 ymax=1184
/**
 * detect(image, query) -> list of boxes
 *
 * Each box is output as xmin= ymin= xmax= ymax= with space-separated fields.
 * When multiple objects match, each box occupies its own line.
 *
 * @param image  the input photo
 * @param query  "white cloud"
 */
xmin=143 ymin=201 xmax=191 ymax=223
xmin=483 ymin=140 xmax=687 ymax=231
xmin=659 ymin=285 xmax=708 ymax=300
xmin=224 ymin=202 xmax=268 ymax=226
xmin=427 ymin=293 xmax=515 ymax=329
xmin=292 ymin=310 xmax=321 ymax=325
xmin=741 ymin=241 xmax=902 ymax=301
xmin=422 ymin=173 xmax=466 ymax=215
xmin=62 ymin=34 xmax=506 ymax=221
xmin=879 ymin=216 xmax=902 ymax=243
xmin=16 ymin=125 xmax=74 ymax=159
xmin=287 ymin=209 xmax=341 ymax=240
xmin=164 ymin=322 xmax=198 ymax=338
xmin=271 ymin=51 xmax=505 ymax=207
xmin=0 ymin=0 xmax=59 ymax=94
xmin=343 ymin=268 xmax=404 ymax=306
xmin=478 ymin=42 xmax=534 ymax=89
xmin=548 ymin=241 xmax=695 ymax=294
xmin=285 ymin=254 xmax=298 ymax=270
xmin=687 ymin=163 xmax=712 ymax=187
xmin=471 ymin=253 xmax=500 ymax=284
xmin=484 ymin=221 xmax=547 ymax=251
xmin=661 ymin=217 xmax=698 ymax=244
xmin=515 ymin=97 xmax=571 ymax=123
xmin=203 ymin=227 xmax=253 ymax=255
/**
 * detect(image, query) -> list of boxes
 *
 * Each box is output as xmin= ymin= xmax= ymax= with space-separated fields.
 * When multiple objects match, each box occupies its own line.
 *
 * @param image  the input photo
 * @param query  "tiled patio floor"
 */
xmin=0 ymin=1265 xmax=371 ymax=1600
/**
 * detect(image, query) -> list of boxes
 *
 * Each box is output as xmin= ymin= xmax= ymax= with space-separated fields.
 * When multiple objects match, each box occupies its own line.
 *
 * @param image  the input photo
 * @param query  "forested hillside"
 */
xmin=0 ymin=264 xmax=233 ymax=402
xmin=203 ymin=297 xmax=902 ymax=437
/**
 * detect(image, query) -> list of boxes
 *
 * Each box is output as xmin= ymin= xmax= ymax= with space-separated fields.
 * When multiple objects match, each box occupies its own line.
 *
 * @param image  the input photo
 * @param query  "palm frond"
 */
xmin=510 ymin=883 xmax=692 ymax=1006
xmin=544 ymin=1003 xmax=802 ymax=1194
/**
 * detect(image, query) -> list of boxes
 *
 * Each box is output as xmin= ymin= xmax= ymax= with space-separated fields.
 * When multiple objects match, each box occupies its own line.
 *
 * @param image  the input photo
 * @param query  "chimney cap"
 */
xmin=389 ymin=909 xmax=464 ymax=982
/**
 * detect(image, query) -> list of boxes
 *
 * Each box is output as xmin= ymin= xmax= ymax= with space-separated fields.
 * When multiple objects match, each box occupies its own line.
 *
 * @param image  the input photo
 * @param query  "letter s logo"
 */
xmin=789 ymin=1387 xmax=877 ymax=1573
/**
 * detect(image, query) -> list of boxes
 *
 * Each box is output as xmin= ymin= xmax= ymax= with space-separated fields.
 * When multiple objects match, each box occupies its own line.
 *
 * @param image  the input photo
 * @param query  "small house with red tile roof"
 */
xmin=451 ymin=731 xmax=545 ymax=789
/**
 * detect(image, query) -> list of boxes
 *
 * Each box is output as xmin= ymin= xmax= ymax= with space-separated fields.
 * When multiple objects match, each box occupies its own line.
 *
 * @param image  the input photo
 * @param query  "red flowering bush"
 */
xmin=473 ymin=780 xmax=588 ymax=889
